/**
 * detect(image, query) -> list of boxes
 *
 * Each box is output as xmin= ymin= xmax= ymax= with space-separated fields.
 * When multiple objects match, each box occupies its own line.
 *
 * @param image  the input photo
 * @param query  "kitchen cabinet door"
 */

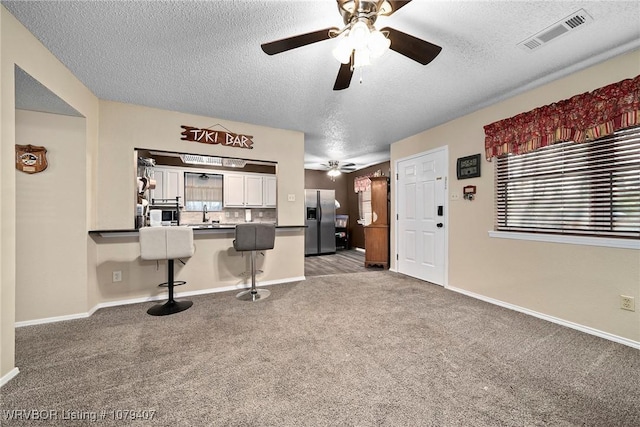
xmin=150 ymin=167 xmax=184 ymax=206
xmin=264 ymin=176 xmax=277 ymax=207
xmin=244 ymin=175 xmax=263 ymax=207
xmin=223 ymin=174 xmax=245 ymax=207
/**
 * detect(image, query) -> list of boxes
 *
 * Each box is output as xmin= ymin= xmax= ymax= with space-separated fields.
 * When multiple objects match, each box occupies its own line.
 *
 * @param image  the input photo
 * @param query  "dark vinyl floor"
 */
xmin=305 ymin=249 xmax=380 ymax=277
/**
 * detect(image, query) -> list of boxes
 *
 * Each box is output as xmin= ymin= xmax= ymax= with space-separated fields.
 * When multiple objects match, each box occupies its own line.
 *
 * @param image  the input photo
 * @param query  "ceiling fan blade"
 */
xmin=261 ymin=27 xmax=338 ymax=55
xmin=333 ymin=62 xmax=353 ymax=91
xmin=381 ymin=1 xmax=413 ymax=16
xmin=381 ymin=27 xmax=442 ymax=66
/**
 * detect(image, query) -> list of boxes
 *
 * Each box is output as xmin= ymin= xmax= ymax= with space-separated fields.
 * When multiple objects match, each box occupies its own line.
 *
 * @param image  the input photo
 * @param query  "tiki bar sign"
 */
xmin=180 ymin=125 xmax=254 ymax=149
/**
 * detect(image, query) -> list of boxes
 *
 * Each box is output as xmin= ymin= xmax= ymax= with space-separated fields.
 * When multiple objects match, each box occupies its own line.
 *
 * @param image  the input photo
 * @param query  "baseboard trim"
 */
xmin=446 ymin=285 xmax=640 ymax=350
xmin=16 ymin=276 xmax=306 ymax=328
xmin=0 ymin=367 xmax=20 ymax=388
xmin=15 ymin=312 xmax=92 ymax=327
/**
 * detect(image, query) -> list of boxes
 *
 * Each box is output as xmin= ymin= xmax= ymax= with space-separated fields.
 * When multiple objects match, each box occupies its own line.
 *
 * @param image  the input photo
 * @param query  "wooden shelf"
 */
xmin=364 ymin=176 xmax=389 ymax=268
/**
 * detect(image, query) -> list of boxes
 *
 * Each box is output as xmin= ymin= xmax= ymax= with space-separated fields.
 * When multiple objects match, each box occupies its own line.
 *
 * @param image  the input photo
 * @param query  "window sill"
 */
xmin=488 ymin=231 xmax=640 ymax=250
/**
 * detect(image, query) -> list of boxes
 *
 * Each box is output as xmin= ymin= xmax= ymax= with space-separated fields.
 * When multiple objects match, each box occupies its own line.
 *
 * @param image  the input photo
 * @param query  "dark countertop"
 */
xmin=89 ymin=224 xmax=306 ymax=238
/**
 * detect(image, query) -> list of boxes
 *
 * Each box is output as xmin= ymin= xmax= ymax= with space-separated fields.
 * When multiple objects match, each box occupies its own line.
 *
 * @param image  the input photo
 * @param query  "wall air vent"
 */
xmin=518 ymin=9 xmax=593 ymax=52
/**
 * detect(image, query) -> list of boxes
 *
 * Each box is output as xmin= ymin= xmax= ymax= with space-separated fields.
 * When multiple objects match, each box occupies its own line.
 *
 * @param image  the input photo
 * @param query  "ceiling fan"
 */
xmin=261 ymin=0 xmax=442 ymax=90
xmin=324 ymin=160 xmax=357 ymax=180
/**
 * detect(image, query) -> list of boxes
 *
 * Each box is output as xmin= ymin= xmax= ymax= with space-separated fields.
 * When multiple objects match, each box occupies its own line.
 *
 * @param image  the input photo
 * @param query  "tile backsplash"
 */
xmin=180 ymin=208 xmax=276 ymax=225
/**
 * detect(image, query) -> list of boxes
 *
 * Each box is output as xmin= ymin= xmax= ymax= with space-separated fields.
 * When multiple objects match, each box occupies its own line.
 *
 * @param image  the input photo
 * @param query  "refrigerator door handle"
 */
xmin=317 ymin=194 xmax=322 ymax=221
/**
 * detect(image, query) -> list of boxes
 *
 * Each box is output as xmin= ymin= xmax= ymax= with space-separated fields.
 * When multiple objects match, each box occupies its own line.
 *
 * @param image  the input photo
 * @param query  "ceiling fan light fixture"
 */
xmin=332 ymin=19 xmax=390 ymax=68
xmin=349 ymin=21 xmax=370 ymax=49
xmin=332 ymin=36 xmax=353 ymax=64
xmin=368 ymin=29 xmax=391 ymax=58
xmin=327 ymin=168 xmax=342 ymax=178
xmin=353 ymin=49 xmax=371 ymax=68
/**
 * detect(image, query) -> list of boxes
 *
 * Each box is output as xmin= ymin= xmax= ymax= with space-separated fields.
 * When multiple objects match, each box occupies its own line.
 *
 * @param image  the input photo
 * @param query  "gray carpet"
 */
xmin=1 ymin=271 xmax=639 ymax=426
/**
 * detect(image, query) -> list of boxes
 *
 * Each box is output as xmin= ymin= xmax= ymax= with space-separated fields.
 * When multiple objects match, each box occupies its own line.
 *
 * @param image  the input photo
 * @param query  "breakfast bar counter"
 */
xmin=89 ymin=224 xmax=306 ymax=238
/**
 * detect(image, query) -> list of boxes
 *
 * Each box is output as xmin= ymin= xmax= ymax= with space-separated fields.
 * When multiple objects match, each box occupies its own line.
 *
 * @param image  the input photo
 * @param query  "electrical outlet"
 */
xmin=225 ymin=211 xmax=230 ymax=218
xmin=288 ymin=194 xmax=296 ymax=202
xmin=259 ymin=212 xmax=263 ymax=218
xmin=451 ymin=193 xmax=460 ymax=201
xmin=620 ymin=295 xmax=635 ymax=311
xmin=234 ymin=212 xmax=239 ymax=218
xmin=112 ymin=271 xmax=122 ymax=283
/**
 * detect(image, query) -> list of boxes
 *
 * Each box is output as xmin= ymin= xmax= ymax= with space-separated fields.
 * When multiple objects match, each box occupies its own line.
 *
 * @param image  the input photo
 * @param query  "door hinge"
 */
xmin=396 ymin=173 xmax=399 ymax=180
xmin=396 ymin=253 xmax=399 ymax=260
xmin=397 ymin=213 xmax=399 ymax=220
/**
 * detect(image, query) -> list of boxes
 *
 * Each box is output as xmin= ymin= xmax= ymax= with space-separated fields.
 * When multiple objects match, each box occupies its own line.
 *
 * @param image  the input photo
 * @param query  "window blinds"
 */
xmin=495 ymin=126 xmax=640 ymax=238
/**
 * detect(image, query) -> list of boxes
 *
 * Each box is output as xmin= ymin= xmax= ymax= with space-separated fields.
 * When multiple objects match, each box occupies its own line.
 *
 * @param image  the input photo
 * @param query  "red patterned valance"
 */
xmin=484 ymin=75 xmax=640 ymax=160
xmin=354 ymin=175 xmax=371 ymax=193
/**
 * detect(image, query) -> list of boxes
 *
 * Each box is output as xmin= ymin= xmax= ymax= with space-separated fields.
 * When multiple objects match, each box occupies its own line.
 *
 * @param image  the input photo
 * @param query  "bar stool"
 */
xmin=139 ymin=226 xmax=194 ymax=316
xmin=233 ymin=223 xmax=276 ymax=302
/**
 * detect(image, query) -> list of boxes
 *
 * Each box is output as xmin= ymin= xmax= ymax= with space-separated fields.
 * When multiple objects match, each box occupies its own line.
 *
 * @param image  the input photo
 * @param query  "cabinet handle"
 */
xmin=436 ymin=223 xmax=443 ymax=228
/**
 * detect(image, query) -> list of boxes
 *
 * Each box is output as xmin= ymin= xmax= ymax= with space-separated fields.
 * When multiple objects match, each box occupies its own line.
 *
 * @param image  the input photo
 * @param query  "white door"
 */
xmin=396 ymin=147 xmax=447 ymax=285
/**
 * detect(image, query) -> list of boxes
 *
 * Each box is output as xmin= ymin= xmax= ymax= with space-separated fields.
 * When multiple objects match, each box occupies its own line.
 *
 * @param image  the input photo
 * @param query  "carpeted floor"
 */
xmin=1 ymin=271 xmax=639 ymax=426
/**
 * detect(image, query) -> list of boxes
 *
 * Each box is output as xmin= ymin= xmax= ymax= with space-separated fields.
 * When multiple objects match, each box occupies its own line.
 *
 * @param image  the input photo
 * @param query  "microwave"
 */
xmin=161 ymin=209 xmax=180 ymax=225
xmin=150 ymin=207 xmax=180 ymax=226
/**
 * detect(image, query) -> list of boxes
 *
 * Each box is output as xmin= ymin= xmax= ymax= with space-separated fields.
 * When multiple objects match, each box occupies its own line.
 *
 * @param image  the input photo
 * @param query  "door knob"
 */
xmin=437 ymin=223 xmax=443 ymax=228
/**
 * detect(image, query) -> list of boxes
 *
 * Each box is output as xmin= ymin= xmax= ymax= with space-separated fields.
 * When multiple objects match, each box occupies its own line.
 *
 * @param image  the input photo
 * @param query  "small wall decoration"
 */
xmin=15 ymin=144 xmax=48 ymax=174
xmin=456 ymin=154 xmax=481 ymax=179
xmin=181 ymin=124 xmax=254 ymax=149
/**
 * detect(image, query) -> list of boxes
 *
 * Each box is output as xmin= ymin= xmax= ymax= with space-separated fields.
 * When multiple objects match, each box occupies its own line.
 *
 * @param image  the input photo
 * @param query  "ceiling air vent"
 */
xmin=518 ymin=9 xmax=593 ymax=52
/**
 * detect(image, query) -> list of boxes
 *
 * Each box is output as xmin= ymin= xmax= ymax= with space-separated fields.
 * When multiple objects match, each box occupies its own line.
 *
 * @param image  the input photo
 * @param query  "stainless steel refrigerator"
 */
xmin=305 ymin=189 xmax=336 ymax=255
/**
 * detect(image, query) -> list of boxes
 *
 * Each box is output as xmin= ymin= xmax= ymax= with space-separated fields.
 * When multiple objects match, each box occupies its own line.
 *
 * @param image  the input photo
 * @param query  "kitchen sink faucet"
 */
xmin=202 ymin=204 xmax=208 ymax=223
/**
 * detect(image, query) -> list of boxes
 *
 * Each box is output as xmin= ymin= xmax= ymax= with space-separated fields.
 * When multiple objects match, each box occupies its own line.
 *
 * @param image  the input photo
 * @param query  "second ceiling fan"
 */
xmin=261 ymin=0 xmax=442 ymax=90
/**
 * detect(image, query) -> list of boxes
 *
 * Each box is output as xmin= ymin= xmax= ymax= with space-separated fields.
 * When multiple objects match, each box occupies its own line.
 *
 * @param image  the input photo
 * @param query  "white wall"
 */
xmin=391 ymin=49 xmax=640 ymax=343
xmin=15 ymin=110 xmax=87 ymax=322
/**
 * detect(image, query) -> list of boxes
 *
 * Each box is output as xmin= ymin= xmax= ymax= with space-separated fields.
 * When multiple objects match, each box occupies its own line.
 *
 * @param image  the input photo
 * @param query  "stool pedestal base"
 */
xmin=147 ymin=299 xmax=193 ymax=316
xmin=236 ymin=288 xmax=270 ymax=302
xmin=147 ymin=259 xmax=193 ymax=316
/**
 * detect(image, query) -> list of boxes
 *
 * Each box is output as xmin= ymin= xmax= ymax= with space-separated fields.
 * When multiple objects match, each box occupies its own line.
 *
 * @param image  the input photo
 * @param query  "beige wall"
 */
xmin=1 ymin=6 xmax=99 ymax=379
xmin=391 ymin=49 xmax=640 ymax=343
xmin=97 ymin=100 xmax=305 ymax=229
xmin=94 ymin=100 xmax=305 ymax=302
xmin=15 ymin=110 xmax=87 ymax=322
xmin=1 ymin=5 xmax=304 ymax=382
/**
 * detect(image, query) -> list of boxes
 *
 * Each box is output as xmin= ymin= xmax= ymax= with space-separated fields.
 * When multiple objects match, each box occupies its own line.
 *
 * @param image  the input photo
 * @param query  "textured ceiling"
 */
xmin=15 ymin=66 xmax=83 ymax=117
xmin=4 ymin=0 xmax=640 ymax=171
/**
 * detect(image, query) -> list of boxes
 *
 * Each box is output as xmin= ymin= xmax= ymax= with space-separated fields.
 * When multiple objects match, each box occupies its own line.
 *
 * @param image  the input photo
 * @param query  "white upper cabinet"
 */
xmin=223 ymin=174 xmax=245 ymax=207
xmin=150 ymin=166 xmax=184 ymax=206
xmin=244 ymin=175 xmax=264 ymax=207
xmin=264 ymin=176 xmax=277 ymax=207
xmin=223 ymin=173 xmax=276 ymax=208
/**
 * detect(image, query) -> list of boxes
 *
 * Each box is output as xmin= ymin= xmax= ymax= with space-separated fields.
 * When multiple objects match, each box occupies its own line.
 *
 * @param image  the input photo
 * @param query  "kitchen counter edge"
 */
xmin=89 ymin=225 xmax=306 ymax=238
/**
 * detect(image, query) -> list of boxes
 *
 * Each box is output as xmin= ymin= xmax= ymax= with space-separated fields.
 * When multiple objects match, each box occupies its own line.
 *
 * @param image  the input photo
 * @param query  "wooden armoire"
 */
xmin=364 ymin=176 xmax=389 ymax=268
